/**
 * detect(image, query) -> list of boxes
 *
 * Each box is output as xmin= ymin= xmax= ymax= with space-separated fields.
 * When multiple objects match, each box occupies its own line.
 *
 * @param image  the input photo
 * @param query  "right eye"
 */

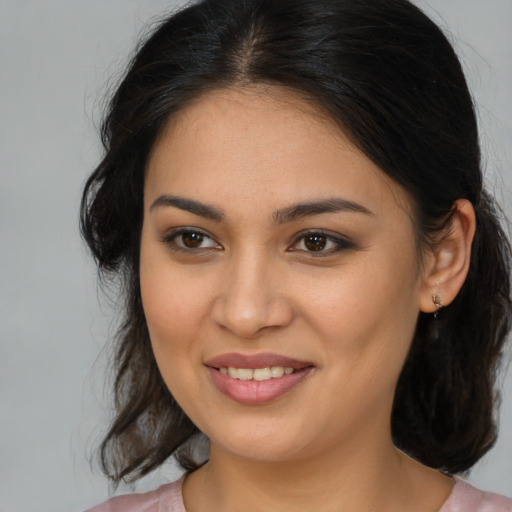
xmin=162 ymin=229 xmax=222 ymax=251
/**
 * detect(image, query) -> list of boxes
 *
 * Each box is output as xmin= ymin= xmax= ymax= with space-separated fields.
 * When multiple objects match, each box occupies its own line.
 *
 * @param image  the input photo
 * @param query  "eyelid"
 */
xmin=288 ymin=229 xmax=354 ymax=256
xmin=160 ymin=227 xmax=223 ymax=252
xmin=159 ymin=227 xmax=353 ymax=256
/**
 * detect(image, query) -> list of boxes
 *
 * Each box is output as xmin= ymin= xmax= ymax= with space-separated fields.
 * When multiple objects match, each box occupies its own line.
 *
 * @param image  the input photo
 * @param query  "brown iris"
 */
xmin=304 ymin=234 xmax=327 ymax=251
xmin=181 ymin=232 xmax=205 ymax=248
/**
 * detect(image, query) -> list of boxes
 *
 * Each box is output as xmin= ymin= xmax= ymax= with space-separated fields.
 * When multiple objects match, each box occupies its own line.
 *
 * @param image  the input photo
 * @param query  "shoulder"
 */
xmin=440 ymin=477 xmax=512 ymax=512
xmin=83 ymin=476 xmax=186 ymax=512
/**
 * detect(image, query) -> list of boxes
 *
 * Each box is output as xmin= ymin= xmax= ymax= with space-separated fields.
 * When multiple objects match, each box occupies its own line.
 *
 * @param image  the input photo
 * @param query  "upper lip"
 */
xmin=204 ymin=352 xmax=313 ymax=370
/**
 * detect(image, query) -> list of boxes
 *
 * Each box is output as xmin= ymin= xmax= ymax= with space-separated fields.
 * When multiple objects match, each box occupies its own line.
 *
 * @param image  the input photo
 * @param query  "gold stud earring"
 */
xmin=432 ymin=294 xmax=443 ymax=319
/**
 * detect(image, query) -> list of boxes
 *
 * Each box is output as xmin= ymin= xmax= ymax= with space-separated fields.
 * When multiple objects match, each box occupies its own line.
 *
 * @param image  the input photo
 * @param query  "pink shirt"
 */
xmin=85 ymin=476 xmax=512 ymax=512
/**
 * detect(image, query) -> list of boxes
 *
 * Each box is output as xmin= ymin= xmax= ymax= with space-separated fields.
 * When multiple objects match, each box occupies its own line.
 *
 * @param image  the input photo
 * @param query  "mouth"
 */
xmin=217 ymin=366 xmax=296 ymax=381
xmin=204 ymin=353 xmax=314 ymax=404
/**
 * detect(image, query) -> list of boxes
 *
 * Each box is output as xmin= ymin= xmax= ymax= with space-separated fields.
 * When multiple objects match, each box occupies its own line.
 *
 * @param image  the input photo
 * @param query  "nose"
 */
xmin=211 ymin=251 xmax=294 ymax=339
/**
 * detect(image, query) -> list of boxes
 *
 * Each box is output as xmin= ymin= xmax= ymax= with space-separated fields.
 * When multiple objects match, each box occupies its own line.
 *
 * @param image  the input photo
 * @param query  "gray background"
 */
xmin=1 ymin=1 xmax=511 ymax=511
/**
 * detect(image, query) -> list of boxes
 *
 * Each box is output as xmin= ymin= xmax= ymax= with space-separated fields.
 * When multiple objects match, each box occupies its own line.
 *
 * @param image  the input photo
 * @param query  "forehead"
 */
xmin=145 ymin=86 xmax=412 ymax=218
xmin=150 ymin=86 xmax=346 ymax=162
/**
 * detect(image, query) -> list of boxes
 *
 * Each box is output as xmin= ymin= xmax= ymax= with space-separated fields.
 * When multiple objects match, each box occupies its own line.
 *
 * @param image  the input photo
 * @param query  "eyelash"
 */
xmin=288 ymin=230 xmax=354 ymax=256
xmin=161 ymin=228 xmax=354 ymax=256
xmin=161 ymin=228 xmax=221 ymax=252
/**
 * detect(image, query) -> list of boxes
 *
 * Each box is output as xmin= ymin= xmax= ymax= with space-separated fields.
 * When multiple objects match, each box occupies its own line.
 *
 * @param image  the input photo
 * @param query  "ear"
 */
xmin=418 ymin=199 xmax=476 ymax=314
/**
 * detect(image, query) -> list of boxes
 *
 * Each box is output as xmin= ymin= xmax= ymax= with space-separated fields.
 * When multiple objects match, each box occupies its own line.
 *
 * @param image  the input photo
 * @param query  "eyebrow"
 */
xmin=273 ymin=198 xmax=374 ymax=224
xmin=149 ymin=195 xmax=225 ymax=222
xmin=149 ymin=195 xmax=373 ymax=224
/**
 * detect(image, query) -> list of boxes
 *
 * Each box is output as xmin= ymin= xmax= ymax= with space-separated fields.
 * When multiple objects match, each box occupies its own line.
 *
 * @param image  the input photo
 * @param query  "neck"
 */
xmin=182 ymin=423 xmax=451 ymax=512
xmin=208 ymin=441 xmax=400 ymax=511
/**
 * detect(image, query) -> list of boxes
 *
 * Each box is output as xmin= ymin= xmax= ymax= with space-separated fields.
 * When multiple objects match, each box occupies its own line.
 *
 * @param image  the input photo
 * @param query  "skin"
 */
xmin=140 ymin=86 xmax=475 ymax=512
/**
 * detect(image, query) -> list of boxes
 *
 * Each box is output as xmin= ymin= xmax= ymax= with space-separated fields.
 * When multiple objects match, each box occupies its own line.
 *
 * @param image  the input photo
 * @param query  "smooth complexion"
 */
xmin=140 ymin=87 xmax=474 ymax=512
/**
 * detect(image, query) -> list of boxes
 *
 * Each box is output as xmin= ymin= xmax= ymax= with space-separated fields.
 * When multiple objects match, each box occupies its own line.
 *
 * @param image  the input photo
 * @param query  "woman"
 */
xmin=82 ymin=0 xmax=512 ymax=510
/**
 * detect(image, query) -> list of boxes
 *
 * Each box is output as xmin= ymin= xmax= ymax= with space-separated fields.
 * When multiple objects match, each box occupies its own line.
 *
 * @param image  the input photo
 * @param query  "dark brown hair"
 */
xmin=81 ymin=0 xmax=512 ymax=484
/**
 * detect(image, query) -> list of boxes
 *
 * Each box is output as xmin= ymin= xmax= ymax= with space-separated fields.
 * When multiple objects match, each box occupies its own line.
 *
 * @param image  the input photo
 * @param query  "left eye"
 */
xmin=290 ymin=232 xmax=352 ymax=254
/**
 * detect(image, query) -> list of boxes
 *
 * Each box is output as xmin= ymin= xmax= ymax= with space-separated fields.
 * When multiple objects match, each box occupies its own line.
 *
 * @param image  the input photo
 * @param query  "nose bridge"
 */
xmin=213 ymin=245 xmax=292 ymax=338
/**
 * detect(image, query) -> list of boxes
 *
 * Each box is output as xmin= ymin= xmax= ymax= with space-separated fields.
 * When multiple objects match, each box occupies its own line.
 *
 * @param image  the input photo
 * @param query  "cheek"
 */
xmin=139 ymin=258 xmax=210 ymax=409
xmin=139 ymin=228 xmax=207 ymax=337
xmin=304 ymin=256 xmax=418 ymax=330
xmin=139 ymin=235 xmax=206 ymax=367
xmin=141 ymin=276 xmax=202 ymax=344
xmin=298 ymin=246 xmax=421 ymax=374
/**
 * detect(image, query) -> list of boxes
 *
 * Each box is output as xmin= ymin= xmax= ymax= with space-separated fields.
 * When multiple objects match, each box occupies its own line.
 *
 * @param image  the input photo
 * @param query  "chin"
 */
xmin=202 ymin=416 xmax=324 ymax=464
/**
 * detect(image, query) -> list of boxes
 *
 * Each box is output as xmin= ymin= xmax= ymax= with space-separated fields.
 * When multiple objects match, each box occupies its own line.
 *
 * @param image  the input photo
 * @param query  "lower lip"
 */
xmin=207 ymin=366 xmax=313 ymax=405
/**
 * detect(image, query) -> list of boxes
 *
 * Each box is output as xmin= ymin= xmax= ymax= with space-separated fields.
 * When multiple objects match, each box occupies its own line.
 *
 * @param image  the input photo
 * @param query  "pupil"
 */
xmin=305 ymin=234 xmax=326 ymax=251
xmin=183 ymin=232 xmax=203 ymax=248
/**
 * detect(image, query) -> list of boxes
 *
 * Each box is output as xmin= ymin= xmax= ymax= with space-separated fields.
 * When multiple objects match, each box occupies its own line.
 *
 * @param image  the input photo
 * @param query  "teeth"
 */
xmin=270 ymin=366 xmax=284 ymax=378
xmin=253 ymin=367 xmax=271 ymax=381
xmin=221 ymin=366 xmax=296 ymax=381
xmin=237 ymin=368 xmax=253 ymax=381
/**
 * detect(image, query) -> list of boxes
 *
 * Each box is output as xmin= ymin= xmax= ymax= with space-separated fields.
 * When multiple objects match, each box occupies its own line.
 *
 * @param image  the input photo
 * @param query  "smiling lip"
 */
xmin=205 ymin=353 xmax=314 ymax=405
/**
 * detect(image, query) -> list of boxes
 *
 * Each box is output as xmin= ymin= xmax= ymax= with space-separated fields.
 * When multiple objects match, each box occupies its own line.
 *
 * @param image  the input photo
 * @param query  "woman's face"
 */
xmin=140 ymin=87 xmax=430 ymax=462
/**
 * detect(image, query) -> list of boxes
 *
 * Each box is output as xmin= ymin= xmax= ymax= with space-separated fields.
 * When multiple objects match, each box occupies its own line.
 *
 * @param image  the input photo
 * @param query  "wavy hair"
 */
xmin=81 ymin=0 xmax=512 ymax=484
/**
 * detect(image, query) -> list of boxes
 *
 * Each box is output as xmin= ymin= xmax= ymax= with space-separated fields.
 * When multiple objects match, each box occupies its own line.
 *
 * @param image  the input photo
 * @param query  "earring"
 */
xmin=432 ymin=294 xmax=443 ymax=319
